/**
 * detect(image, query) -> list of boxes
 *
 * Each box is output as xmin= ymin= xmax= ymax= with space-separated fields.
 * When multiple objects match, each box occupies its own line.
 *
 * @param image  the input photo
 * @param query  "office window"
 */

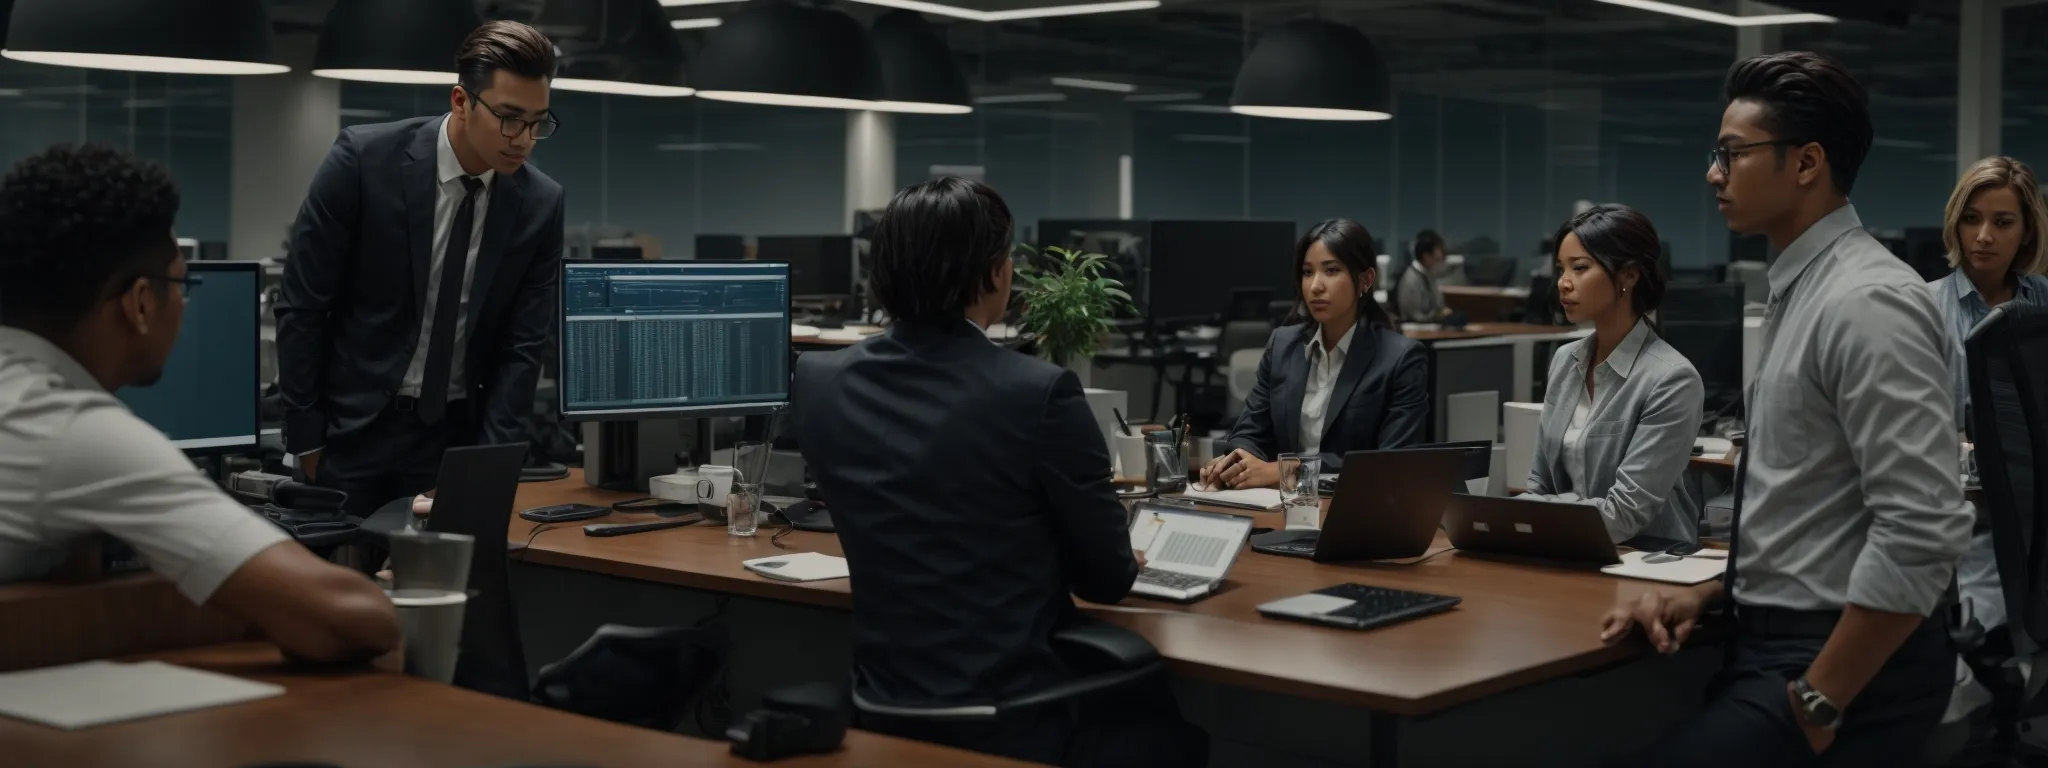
xmin=2005 ymin=4 xmax=2048 ymax=173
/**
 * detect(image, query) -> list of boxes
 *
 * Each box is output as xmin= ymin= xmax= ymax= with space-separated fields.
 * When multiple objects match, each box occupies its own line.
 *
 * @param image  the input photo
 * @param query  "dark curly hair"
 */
xmin=1724 ymin=51 xmax=1871 ymax=196
xmin=0 ymin=143 xmax=181 ymax=331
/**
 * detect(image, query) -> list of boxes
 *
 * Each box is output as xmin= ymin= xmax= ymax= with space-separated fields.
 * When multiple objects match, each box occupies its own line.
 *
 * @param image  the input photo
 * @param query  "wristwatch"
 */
xmin=1791 ymin=676 xmax=1843 ymax=731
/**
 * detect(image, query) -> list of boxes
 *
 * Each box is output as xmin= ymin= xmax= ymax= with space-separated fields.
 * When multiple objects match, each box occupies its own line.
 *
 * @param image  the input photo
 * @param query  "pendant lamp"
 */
xmin=547 ymin=0 xmax=693 ymax=97
xmin=693 ymin=0 xmax=881 ymax=111
xmin=868 ymin=11 xmax=970 ymax=115
xmin=3 ymin=0 xmax=285 ymax=75
xmin=312 ymin=0 xmax=482 ymax=85
xmin=1229 ymin=19 xmax=1392 ymax=121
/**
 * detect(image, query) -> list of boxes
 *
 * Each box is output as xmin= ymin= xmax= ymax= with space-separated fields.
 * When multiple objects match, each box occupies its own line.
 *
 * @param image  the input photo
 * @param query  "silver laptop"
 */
xmin=1127 ymin=502 xmax=1255 ymax=602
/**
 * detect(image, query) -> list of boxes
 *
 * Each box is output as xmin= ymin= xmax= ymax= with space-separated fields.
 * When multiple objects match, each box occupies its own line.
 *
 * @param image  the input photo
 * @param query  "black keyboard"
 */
xmin=1262 ymin=583 xmax=1462 ymax=630
xmin=1136 ymin=568 xmax=1211 ymax=592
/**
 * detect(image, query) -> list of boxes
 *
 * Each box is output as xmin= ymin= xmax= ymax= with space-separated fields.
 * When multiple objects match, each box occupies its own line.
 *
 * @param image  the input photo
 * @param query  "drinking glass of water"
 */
xmin=728 ymin=482 xmax=762 ymax=537
xmin=1280 ymin=455 xmax=1322 ymax=530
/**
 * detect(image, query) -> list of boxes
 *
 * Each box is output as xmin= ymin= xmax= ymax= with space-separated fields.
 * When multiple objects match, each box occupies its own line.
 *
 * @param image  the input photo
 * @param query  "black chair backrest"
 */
xmin=1522 ymin=274 xmax=1566 ymax=326
xmin=1660 ymin=283 xmax=1744 ymax=323
xmin=1660 ymin=319 xmax=1743 ymax=415
xmin=425 ymin=442 xmax=533 ymax=699
xmin=1967 ymin=303 xmax=2048 ymax=656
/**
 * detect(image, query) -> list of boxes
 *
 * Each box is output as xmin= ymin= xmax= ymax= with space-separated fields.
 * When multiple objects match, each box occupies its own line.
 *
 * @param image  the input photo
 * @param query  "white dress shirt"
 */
xmin=0 ymin=328 xmax=289 ymax=603
xmin=398 ymin=114 xmax=495 ymax=400
xmin=1299 ymin=324 xmax=1355 ymax=458
xmin=1563 ymin=385 xmax=1593 ymax=494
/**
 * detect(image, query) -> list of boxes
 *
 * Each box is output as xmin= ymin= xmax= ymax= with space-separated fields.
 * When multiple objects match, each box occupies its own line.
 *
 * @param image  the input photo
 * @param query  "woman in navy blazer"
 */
xmin=1201 ymin=218 xmax=1430 ymax=490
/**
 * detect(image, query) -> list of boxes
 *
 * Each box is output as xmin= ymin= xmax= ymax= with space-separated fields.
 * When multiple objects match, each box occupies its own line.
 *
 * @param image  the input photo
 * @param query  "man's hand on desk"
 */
xmin=1599 ymin=584 xmax=1713 ymax=654
xmin=1200 ymin=449 xmax=1278 ymax=490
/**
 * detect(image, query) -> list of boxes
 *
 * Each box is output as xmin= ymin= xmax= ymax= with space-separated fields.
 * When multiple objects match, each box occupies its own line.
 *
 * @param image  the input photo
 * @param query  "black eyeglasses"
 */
xmin=466 ymin=88 xmax=559 ymax=140
xmin=110 ymin=273 xmax=202 ymax=300
xmin=1709 ymin=139 xmax=1807 ymax=176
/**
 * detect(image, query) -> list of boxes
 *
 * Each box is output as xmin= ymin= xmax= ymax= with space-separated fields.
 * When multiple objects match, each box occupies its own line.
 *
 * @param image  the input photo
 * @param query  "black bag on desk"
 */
xmin=253 ymin=481 xmax=363 ymax=550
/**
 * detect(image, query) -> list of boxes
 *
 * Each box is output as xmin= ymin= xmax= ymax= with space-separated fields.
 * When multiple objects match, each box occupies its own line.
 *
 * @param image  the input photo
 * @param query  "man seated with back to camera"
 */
xmin=0 ymin=144 xmax=399 ymax=663
xmin=791 ymin=177 xmax=1207 ymax=768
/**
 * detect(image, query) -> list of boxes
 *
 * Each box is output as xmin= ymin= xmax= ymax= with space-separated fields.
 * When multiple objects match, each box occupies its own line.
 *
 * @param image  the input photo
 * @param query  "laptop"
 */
xmin=1441 ymin=493 xmax=1623 ymax=567
xmin=1127 ymin=502 xmax=1255 ymax=602
xmin=1251 ymin=448 xmax=1468 ymax=562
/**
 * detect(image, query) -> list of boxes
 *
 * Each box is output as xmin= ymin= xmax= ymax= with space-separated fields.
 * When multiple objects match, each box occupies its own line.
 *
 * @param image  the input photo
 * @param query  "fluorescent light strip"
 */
xmin=554 ymin=78 xmax=697 ymax=97
xmin=1052 ymin=76 xmax=1136 ymax=93
xmin=670 ymin=17 xmax=723 ymax=29
xmin=1593 ymin=0 xmax=1835 ymax=26
xmin=2 ymin=50 xmax=288 ymax=75
xmin=839 ymin=0 xmax=1159 ymax=22
xmin=1230 ymin=105 xmax=1391 ymax=121
xmin=1125 ymin=91 xmax=1201 ymax=102
xmin=974 ymin=92 xmax=1067 ymax=104
xmin=659 ymin=0 xmax=744 ymax=5
xmin=311 ymin=68 xmax=457 ymax=85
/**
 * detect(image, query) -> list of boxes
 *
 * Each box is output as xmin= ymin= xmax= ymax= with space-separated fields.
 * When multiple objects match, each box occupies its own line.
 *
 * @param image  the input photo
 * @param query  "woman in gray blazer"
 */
xmin=1524 ymin=205 xmax=1705 ymax=545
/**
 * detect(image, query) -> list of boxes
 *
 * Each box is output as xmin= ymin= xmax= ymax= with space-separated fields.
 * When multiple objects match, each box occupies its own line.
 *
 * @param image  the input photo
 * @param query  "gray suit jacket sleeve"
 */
xmin=1525 ymin=344 xmax=1705 ymax=543
xmin=1395 ymin=268 xmax=1440 ymax=323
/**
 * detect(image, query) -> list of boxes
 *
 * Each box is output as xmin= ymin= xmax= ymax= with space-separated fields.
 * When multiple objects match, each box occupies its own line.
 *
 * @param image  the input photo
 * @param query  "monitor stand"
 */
xmin=583 ymin=420 xmax=686 ymax=492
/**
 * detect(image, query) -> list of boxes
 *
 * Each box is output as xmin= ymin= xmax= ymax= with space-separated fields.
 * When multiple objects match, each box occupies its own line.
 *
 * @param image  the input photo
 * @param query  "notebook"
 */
xmin=1178 ymin=486 xmax=1284 ymax=511
xmin=0 ymin=660 xmax=283 ymax=730
xmin=743 ymin=552 xmax=850 ymax=582
xmin=1600 ymin=550 xmax=1728 ymax=585
xmin=1126 ymin=504 xmax=1255 ymax=602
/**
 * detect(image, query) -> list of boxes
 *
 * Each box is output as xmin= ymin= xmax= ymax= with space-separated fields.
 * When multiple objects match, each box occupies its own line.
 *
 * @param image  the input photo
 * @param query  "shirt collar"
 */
xmin=0 ymin=327 xmax=104 ymax=393
xmin=1307 ymin=323 xmax=1356 ymax=363
xmin=437 ymin=114 xmax=497 ymax=189
xmin=1569 ymin=318 xmax=1654 ymax=379
xmin=1949 ymin=270 xmax=2041 ymax=307
xmin=963 ymin=318 xmax=998 ymax=346
xmin=1767 ymin=203 xmax=1862 ymax=303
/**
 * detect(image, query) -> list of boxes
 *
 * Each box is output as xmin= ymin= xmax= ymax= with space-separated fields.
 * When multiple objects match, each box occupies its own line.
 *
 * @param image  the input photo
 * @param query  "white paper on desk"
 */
xmin=1601 ymin=551 xmax=1726 ymax=585
xmin=0 ymin=660 xmax=283 ymax=730
xmin=1128 ymin=507 xmax=1169 ymax=551
xmin=1178 ymin=487 xmax=1283 ymax=511
xmin=1259 ymin=593 xmax=1357 ymax=616
xmin=743 ymin=552 xmax=850 ymax=582
xmin=1694 ymin=437 xmax=1733 ymax=460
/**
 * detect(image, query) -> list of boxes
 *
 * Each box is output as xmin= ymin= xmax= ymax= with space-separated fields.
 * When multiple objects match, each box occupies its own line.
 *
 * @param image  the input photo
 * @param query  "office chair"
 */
xmin=1937 ymin=303 xmax=2048 ymax=766
xmin=1519 ymin=273 xmax=1568 ymax=326
xmin=849 ymin=618 xmax=1165 ymax=728
xmin=532 ymin=624 xmax=731 ymax=732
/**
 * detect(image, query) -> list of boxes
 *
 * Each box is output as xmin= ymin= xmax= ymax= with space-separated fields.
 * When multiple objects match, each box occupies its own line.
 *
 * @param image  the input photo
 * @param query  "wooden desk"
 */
xmin=510 ymin=473 xmax=1662 ymax=719
xmin=0 ymin=573 xmax=252 ymax=672
xmin=1440 ymin=286 xmax=1529 ymax=322
xmin=0 ymin=643 xmax=1025 ymax=768
xmin=1406 ymin=321 xmax=1573 ymax=343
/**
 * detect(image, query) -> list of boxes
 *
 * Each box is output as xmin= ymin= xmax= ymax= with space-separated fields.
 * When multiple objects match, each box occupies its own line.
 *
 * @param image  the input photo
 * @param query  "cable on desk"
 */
xmin=1386 ymin=546 xmax=1457 ymax=566
xmin=512 ymin=522 xmax=568 ymax=562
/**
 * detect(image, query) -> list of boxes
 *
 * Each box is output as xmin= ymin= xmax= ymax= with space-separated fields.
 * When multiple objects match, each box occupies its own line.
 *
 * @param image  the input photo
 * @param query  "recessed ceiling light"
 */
xmin=670 ymin=17 xmax=723 ymax=29
xmin=838 ymin=0 xmax=1159 ymax=23
xmin=975 ymin=92 xmax=1067 ymax=104
xmin=1229 ymin=105 xmax=1390 ymax=121
xmin=1053 ymin=76 xmax=1136 ymax=93
xmin=1594 ymin=0 xmax=1835 ymax=26
xmin=1126 ymin=91 xmax=1202 ymax=102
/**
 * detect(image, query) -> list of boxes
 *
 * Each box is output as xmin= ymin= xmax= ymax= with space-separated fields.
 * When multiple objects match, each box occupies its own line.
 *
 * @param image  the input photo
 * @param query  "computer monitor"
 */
xmin=695 ymin=234 xmax=747 ymax=261
xmin=757 ymin=236 xmax=855 ymax=297
xmin=558 ymin=260 xmax=791 ymax=421
xmin=1147 ymin=220 xmax=1298 ymax=322
xmin=116 ymin=261 xmax=261 ymax=455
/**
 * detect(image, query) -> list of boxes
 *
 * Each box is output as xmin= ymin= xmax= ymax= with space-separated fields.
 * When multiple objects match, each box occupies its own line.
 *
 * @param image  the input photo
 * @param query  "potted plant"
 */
xmin=1014 ymin=245 xmax=1135 ymax=369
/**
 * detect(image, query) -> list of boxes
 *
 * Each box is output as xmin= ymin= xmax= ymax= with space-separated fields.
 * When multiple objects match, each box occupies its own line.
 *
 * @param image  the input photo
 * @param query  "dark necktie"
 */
xmin=418 ymin=176 xmax=484 ymax=426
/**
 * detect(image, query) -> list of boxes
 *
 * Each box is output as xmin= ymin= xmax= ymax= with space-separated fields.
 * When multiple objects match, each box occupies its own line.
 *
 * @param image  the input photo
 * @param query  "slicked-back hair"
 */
xmin=1724 ymin=51 xmax=1872 ymax=196
xmin=0 ymin=143 xmax=180 ymax=331
xmin=457 ymin=20 xmax=556 ymax=94
xmin=868 ymin=177 xmax=1015 ymax=326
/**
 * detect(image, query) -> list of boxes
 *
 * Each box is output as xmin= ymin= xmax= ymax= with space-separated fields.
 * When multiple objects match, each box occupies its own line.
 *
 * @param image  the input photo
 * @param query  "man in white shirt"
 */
xmin=0 ymin=144 xmax=398 ymax=663
xmin=277 ymin=20 xmax=566 ymax=518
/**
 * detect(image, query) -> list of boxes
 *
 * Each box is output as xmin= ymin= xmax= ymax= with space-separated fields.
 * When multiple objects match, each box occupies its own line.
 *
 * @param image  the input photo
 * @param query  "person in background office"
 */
xmin=276 ymin=21 xmax=566 ymax=518
xmin=1202 ymin=218 xmax=1429 ymax=489
xmin=1934 ymin=156 xmax=2048 ymax=641
xmin=1601 ymin=51 xmax=1970 ymax=766
xmin=791 ymin=177 xmax=1205 ymax=768
xmin=0 ymin=144 xmax=400 ymax=663
xmin=1395 ymin=229 xmax=1452 ymax=322
xmin=1521 ymin=205 xmax=1704 ymax=546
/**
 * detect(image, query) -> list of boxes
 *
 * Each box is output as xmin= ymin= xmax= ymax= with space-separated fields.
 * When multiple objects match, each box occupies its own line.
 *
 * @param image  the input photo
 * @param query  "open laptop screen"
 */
xmin=1128 ymin=504 xmax=1254 ymax=580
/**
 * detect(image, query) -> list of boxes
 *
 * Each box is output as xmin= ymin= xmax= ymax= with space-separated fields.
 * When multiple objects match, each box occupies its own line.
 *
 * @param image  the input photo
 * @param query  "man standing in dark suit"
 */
xmin=792 ymin=177 xmax=1205 ymax=768
xmin=276 ymin=21 xmax=565 ymax=516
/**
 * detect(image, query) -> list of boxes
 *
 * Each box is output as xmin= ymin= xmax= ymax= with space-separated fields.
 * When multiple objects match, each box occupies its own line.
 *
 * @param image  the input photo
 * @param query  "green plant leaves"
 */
xmin=1015 ymin=245 xmax=1135 ymax=368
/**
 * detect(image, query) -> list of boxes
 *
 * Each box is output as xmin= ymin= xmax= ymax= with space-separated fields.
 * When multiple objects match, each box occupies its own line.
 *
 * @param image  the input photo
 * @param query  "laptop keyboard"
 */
xmin=1136 ymin=568 xmax=1211 ymax=592
xmin=1315 ymin=583 xmax=1460 ymax=624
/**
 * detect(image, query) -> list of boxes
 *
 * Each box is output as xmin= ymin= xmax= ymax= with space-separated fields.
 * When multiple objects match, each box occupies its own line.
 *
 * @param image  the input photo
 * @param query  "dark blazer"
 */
xmin=792 ymin=321 xmax=1137 ymax=730
xmin=275 ymin=116 xmax=566 ymax=454
xmin=1225 ymin=320 xmax=1430 ymax=470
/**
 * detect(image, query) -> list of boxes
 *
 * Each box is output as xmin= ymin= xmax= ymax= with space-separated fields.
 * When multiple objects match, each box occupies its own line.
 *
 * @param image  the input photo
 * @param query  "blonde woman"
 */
xmin=1936 ymin=156 xmax=2048 ymax=637
xmin=1932 ymin=156 xmax=2048 ymax=428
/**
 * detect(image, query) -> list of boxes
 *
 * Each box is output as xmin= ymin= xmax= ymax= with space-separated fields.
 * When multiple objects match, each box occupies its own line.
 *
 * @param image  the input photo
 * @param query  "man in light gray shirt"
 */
xmin=0 ymin=144 xmax=398 ymax=663
xmin=1600 ymin=52 xmax=1970 ymax=766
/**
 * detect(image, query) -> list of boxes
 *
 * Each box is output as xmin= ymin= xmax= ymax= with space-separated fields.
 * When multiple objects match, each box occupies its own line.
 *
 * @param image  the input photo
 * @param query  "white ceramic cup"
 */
xmin=697 ymin=465 xmax=737 ymax=505
xmin=1112 ymin=434 xmax=1148 ymax=482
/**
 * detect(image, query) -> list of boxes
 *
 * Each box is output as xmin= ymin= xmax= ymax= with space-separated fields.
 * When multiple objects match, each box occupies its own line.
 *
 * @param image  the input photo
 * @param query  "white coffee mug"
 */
xmin=1112 ymin=434 xmax=1148 ymax=482
xmin=651 ymin=471 xmax=715 ymax=504
xmin=697 ymin=465 xmax=737 ymax=505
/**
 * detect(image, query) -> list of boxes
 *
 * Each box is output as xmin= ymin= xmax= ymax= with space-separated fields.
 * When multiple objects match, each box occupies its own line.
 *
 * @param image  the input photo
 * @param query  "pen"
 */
xmin=1113 ymin=408 xmax=1131 ymax=437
